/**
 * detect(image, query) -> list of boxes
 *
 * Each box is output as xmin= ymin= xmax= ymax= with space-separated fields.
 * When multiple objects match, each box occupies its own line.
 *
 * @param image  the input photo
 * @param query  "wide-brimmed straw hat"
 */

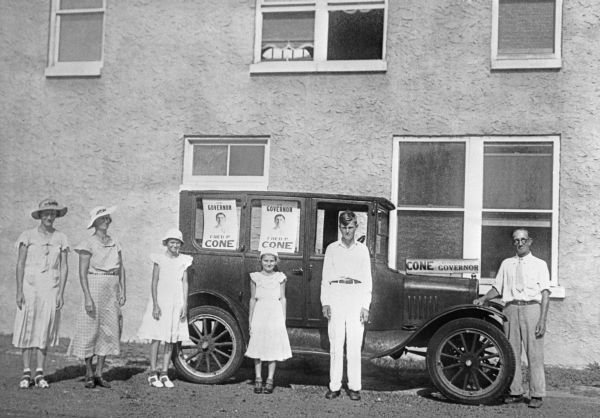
xmin=259 ymin=248 xmax=279 ymax=259
xmin=87 ymin=205 xmax=117 ymax=229
xmin=162 ymin=228 xmax=184 ymax=245
xmin=31 ymin=198 xmax=68 ymax=219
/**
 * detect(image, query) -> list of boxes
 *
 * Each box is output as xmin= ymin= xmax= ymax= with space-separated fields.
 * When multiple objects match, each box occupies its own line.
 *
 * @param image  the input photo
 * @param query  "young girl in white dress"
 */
xmin=138 ymin=228 xmax=192 ymax=388
xmin=245 ymin=248 xmax=292 ymax=394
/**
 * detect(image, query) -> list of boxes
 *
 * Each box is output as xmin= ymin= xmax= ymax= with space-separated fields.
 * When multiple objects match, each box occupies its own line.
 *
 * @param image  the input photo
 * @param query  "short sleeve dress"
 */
xmin=68 ymin=234 xmax=123 ymax=358
xmin=245 ymin=271 xmax=292 ymax=362
xmin=12 ymin=228 xmax=69 ymax=349
xmin=138 ymin=252 xmax=192 ymax=343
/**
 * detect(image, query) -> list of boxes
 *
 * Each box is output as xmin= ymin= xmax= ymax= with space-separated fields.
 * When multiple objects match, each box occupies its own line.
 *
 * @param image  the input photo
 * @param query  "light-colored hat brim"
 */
xmin=31 ymin=207 xmax=68 ymax=220
xmin=87 ymin=206 xmax=117 ymax=229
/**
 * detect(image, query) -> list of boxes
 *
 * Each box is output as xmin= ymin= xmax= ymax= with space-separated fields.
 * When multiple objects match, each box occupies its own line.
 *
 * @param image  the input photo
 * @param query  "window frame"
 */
xmin=250 ymin=0 xmax=388 ymax=74
xmin=491 ymin=0 xmax=562 ymax=70
xmin=391 ymin=135 xmax=563 ymax=297
xmin=182 ymin=136 xmax=270 ymax=191
xmin=45 ymin=0 xmax=106 ymax=77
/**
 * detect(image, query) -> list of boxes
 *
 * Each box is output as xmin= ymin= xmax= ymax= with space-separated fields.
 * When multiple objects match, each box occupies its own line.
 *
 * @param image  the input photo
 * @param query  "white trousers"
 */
xmin=327 ymin=285 xmax=365 ymax=392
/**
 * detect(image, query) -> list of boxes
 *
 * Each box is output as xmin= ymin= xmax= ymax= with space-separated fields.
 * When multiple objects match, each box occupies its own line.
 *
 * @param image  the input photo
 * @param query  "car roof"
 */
xmin=182 ymin=190 xmax=395 ymax=210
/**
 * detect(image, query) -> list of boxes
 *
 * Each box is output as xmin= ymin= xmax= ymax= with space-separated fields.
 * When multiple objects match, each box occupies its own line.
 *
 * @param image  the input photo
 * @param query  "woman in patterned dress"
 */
xmin=69 ymin=205 xmax=126 ymax=389
xmin=13 ymin=199 xmax=69 ymax=389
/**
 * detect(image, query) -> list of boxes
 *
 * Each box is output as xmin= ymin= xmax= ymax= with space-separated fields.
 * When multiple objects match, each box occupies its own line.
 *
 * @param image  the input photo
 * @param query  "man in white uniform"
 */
xmin=321 ymin=211 xmax=372 ymax=401
xmin=474 ymin=228 xmax=550 ymax=409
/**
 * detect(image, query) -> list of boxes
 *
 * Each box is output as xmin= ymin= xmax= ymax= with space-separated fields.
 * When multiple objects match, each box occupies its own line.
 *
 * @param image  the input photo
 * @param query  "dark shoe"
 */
xmin=94 ymin=376 xmax=111 ymax=388
xmin=84 ymin=376 xmax=96 ymax=389
xmin=504 ymin=394 xmax=524 ymax=404
xmin=264 ymin=379 xmax=274 ymax=394
xmin=325 ymin=389 xmax=341 ymax=399
xmin=349 ymin=390 xmax=361 ymax=401
xmin=528 ymin=397 xmax=543 ymax=408
xmin=254 ymin=379 xmax=263 ymax=394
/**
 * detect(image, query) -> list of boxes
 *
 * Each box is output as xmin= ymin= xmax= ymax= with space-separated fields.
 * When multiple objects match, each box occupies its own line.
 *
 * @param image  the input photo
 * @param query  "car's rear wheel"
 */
xmin=426 ymin=318 xmax=515 ymax=405
xmin=172 ymin=306 xmax=245 ymax=384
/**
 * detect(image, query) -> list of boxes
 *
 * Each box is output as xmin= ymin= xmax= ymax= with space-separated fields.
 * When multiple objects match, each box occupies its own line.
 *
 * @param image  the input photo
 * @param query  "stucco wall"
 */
xmin=1 ymin=0 xmax=599 ymax=366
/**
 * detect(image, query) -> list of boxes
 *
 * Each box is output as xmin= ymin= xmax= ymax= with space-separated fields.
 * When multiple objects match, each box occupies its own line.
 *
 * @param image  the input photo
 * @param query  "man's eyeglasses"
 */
xmin=513 ymin=238 xmax=530 ymax=245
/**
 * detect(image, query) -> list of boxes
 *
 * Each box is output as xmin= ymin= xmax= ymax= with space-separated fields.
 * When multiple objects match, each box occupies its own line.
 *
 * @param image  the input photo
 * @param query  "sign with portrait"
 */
xmin=258 ymin=200 xmax=299 ymax=253
xmin=202 ymin=199 xmax=238 ymax=249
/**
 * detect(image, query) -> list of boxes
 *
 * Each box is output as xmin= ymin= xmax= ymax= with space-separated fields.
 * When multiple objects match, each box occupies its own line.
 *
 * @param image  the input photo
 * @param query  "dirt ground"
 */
xmin=1 ymin=335 xmax=599 ymax=418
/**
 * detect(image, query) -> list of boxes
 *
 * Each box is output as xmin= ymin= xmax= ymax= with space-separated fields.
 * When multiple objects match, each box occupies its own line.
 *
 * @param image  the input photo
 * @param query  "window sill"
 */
xmin=491 ymin=56 xmax=561 ymax=70
xmin=45 ymin=62 xmax=102 ymax=77
xmin=479 ymin=283 xmax=565 ymax=299
xmin=250 ymin=60 xmax=387 ymax=74
xmin=180 ymin=177 xmax=268 ymax=191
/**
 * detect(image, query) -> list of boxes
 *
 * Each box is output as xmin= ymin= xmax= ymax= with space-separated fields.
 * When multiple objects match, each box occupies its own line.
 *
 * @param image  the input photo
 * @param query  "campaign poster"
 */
xmin=259 ymin=201 xmax=299 ymax=253
xmin=337 ymin=211 xmax=368 ymax=243
xmin=202 ymin=199 xmax=238 ymax=250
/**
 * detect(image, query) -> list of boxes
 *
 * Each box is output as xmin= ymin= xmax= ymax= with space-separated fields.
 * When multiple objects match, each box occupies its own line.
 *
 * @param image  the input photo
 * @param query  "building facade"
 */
xmin=1 ymin=0 xmax=599 ymax=366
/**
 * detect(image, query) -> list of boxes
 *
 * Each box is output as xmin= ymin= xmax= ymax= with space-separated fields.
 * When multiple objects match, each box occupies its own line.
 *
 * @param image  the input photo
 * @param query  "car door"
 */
xmin=306 ymin=198 xmax=374 ymax=327
xmin=242 ymin=195 xmax=308 ymax=327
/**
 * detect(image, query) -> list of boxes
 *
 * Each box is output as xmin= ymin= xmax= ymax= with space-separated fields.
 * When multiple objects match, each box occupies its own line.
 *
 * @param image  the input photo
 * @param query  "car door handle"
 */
xmin=291 ymin=268 xmax=303 ymax=275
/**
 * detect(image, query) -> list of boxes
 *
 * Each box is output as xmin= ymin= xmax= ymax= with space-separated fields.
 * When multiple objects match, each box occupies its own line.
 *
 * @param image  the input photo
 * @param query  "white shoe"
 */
xmin=148 ymin=374 xmax=164 ymax=388
xmin=160 ymin=375 xmax=174 ymax=388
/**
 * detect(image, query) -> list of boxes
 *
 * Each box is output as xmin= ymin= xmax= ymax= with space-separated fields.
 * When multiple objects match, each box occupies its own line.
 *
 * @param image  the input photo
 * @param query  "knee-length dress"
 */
xmin=138 ymin=252 xmax=192 ymax=343
xmin=12 ymin=228 xmax=69 ymax=349
xmin=245 ymin=271 xmax=292 ymax=361
xmin=68 ymin=235 xmax=123 ymax=358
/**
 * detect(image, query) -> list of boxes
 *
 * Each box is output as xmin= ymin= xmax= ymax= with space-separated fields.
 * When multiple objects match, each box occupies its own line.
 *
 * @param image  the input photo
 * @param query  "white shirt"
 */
xmin=492 ymin=252 xmax=551 ymax=303
xmin=320 ymin=239 xmax=372 ymax=310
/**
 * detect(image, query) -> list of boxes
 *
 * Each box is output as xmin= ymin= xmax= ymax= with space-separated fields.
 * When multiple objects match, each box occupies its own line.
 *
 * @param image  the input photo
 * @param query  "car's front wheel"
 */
xmin=426 ymin=317 xmax=515 ymax=405
xmin=172 ymin=306 xmax=245 ymax=384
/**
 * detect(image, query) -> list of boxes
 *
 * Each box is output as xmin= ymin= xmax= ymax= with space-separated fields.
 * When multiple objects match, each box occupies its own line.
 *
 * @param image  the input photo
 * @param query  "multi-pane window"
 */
xmin=391 ymin=136 xmax=560 ymax=288
xmin=46 ymin=0 xmax=106 ymax=77
xmin=491 ymin=0 xmax=562 ymax=69
xmin=183 ymin=137 xmax=270 ymax=190
xmin=251 ymin=0 xmax=387 ymax=73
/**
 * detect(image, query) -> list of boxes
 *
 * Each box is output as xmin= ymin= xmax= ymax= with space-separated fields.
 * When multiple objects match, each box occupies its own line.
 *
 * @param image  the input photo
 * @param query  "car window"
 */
xmin=195 ymin=198 xmax=242 ymax=250
xmin=376 ymin=208 xmax=389 ymax=258
xmin=314 ymin=202 xmax=369 ymax=255
xmin=250 ymin=199 xmax=301 ymax=254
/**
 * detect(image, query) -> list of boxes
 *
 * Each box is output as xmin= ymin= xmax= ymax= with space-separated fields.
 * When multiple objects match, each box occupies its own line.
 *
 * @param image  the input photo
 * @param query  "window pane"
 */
xmin=483 ymin=142 xmax=553 ymax=210
xmin=192 ymin=145 xmax=228 ymax=176
xmin=376 ymin=209 xmax=389 ymax=257
xmin=397 ymin=142 xmax=465 ymax=207
xmin=481 ymin=213 xmax=552 ymax=279
xmin=262 ymin=12 xmax=315 ymax=61
xmin=251 ymin=200 xmax=301 ymax=253
xmin=229 ymin=145 xmax=264 ymax=176
xmin=327 ymin=9 xmax=384 ymax=60
xmin=498 ymin=0 xmax=555 ymax=54
xmin=60 ymin=0 xmax=103 ymax=9
xmin=396 ymin=211 xmax=464 ymax=270
xmin=58 ymin=13 xmax=103 ymax=62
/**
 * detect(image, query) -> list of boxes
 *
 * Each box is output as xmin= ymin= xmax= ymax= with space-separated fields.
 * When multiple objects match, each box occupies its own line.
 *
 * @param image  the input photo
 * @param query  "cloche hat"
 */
xmin=259 ymin=247 xmax=279 ymax=259
xmin=31 ymin=198 xmax=68 ymax=219
xmin=87 ymin=205 xmax=117 ymax=229
xmin=162 ymin=228 xmax=184 ymax=245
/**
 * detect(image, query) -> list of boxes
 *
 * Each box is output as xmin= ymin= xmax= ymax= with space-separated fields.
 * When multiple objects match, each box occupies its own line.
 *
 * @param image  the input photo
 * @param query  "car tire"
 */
xmin=172 ymin=306 xmax=245 ymax=384
xmin=426 ymin=317 xmax=515 ymax=405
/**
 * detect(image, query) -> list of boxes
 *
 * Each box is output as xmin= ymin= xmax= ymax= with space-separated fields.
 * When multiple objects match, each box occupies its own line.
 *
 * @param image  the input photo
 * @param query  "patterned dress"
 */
xmin=245 ymin=271 xmax=292 ymax=362
xmin=12 ymin=228 xmax=69 ymax=349
xmin=138 ymin=252 xmax=192 ymax=343
xmin=68 ymin=235 xmax=123 ymax=358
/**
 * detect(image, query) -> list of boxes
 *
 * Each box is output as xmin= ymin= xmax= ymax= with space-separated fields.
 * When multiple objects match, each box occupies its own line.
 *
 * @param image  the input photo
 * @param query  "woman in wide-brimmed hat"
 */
xmin=13 ymin=198 xmax=70 ymax=389
xmin=68 ymin=205 xmax=126 ymax=389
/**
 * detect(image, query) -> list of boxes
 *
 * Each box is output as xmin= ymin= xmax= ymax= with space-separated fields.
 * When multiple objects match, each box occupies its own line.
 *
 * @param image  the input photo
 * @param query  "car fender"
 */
xmin=370 ymin=304 xmax=506 ymax=360
xmin=187 ymin=290 xmax=250 ymax=345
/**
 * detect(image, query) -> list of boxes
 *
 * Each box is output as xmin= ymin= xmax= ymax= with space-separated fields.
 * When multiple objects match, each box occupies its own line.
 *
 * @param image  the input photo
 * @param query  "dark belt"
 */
xmin=507 ymin=300 xmax=540 ymax=306
xmin=330 ymin=279 xmax=362 ymax=284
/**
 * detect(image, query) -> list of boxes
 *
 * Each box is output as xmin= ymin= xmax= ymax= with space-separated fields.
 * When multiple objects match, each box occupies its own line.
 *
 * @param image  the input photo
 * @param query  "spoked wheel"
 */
xmin=426 ymin=318 xmax=515 ymax=405
xmin=172 ymin=306 xmax=244 ymax=384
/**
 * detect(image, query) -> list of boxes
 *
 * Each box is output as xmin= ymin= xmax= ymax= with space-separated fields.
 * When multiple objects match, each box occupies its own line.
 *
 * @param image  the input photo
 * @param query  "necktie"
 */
xmin=515 ymin=258 xmax=524 ymax=291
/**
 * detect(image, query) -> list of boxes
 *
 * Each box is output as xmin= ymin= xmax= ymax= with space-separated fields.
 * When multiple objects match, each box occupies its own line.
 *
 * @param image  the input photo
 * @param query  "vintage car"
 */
xmin=172 ymin=190 xmax=515 ymax=405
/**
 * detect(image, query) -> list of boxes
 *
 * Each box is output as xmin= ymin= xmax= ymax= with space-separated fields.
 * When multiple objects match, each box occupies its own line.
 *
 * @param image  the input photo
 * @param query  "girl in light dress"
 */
xmin=138 ymin=228 xmax=192 ymax=388
xmin=245 ymin=248 xmax=292 ymax=394
xmin=13 ymin=199 xmax=69 ymax=389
